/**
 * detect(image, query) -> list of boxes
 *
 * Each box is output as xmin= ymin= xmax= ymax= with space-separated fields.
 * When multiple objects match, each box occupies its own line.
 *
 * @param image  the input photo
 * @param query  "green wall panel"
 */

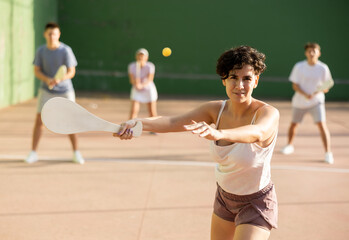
xmin=2 ymin=0 xmax=348 ymax=109
xmin=58 ymin=0 xmax=349 ymax=100
xmin=0 ymin=0 xmax=11 ymax=108
xmin=32 ymin=0 xmax=58 ymax=92
xmin=0 ymin=0 xmax=57 ymax=109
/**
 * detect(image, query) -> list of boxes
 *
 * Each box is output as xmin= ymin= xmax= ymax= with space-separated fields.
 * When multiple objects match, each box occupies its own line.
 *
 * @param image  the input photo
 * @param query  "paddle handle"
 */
xmin=97 ymin=121 xmax=143 ymax=137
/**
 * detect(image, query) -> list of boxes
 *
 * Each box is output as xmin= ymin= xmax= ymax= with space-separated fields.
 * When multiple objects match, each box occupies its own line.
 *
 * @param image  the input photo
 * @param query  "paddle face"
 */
xmin=49 ymin=65 xmax=67 ymax=90
xmin=54 ymin=65 xmax=67 ymax=80
xmin=41 ymin=97 xmax=142 ymax=136
xmin=317 ymin=79 xmax=334 ymax=92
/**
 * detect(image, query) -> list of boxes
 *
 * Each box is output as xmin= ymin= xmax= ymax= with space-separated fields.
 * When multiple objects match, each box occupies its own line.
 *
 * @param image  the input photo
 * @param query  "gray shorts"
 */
xmin=37 ymin=88 xmax=75 ymax=113
xmin=213 ymin=182 xmax=278 ymax=230
xmin=292 ymin=104 xmax=326 ymax=123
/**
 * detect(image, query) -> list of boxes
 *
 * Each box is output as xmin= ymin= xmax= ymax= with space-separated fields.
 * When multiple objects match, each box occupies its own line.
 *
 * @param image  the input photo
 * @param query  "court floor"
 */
xmin=0 ymin=93 xmax=348 ymax=240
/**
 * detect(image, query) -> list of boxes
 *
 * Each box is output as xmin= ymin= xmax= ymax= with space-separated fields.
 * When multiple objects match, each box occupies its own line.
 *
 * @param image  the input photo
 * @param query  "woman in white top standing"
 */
xmin=128 ymin=48 xmax=158 ymax=119
xmin=116 ymin=46 xmax=280 ymax=240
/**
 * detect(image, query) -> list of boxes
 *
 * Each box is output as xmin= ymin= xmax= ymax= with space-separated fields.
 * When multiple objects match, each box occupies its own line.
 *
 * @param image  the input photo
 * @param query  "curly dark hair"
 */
xmin=216 ymin=46 xmax=266 ymax=80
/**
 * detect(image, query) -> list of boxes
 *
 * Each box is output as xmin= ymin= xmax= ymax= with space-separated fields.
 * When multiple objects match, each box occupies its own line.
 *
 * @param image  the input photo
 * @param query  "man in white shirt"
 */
xmin=281 ymin=42 xmax=334 ymax=164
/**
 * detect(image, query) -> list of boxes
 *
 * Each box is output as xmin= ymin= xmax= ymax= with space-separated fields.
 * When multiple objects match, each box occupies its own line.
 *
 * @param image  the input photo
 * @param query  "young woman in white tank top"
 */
xmin=115 ymin=46 xmax=280 ymax=240
xmin=211 ymin=100 xmax=277 ymax=196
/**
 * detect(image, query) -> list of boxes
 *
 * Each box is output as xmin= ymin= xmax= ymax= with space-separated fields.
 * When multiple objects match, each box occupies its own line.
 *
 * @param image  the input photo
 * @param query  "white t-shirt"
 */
xmin=289 ymin=60 xmax=333 ymax=109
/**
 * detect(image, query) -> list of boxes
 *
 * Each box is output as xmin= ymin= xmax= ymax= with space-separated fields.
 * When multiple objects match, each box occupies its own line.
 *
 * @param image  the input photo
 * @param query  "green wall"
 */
xmin=0 ymin=0 xmax=57 ymax=109
xmin=58 ymin=0 xmax=349 ymax=100
xmin=1 ymin=0 xmax=348 ymax=109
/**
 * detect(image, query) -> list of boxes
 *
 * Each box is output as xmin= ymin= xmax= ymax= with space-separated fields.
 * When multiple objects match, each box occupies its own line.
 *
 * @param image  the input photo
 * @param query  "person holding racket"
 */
xmin=25 ymin=22 xmax=84 ymax=164
xmin=128 ymin=48 xmax=158 ymax=121
xmin=280 ymin=42 xmax=334 ymax=164
xmin=115 ymin=46 xmax=279 ymax=240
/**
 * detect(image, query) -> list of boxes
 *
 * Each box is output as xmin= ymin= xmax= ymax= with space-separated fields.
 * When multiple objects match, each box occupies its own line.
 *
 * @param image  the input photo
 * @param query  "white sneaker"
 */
xmin=281 ymin=145 xmax=294 ymax=155
xmin=25 ymin=151 xmax=38 ymax=164
xmin=73 ymin=151 xmax=85 ymax=164
xmin=325 ymin=152 xmax=334 ymax=164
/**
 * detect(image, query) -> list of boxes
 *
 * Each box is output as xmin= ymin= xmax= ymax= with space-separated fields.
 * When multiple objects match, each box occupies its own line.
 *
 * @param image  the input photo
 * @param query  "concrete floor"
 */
xmin=0 ymin=94 xmax=348 ymax=240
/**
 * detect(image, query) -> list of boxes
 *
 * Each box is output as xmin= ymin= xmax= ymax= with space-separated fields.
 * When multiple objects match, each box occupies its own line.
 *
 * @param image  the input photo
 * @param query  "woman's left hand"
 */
xmin=184 ymin=120 xmax=223 ymax=141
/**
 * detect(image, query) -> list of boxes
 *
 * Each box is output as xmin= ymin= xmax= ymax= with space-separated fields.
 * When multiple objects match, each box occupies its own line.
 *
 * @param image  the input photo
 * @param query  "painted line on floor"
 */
xmin=1 ymin=154 xmax=348 ymax=173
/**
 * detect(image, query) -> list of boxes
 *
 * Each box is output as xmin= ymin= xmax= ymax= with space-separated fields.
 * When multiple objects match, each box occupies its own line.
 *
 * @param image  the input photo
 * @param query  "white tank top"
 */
xmin=210 ymin=100 xmax=277 ymax=195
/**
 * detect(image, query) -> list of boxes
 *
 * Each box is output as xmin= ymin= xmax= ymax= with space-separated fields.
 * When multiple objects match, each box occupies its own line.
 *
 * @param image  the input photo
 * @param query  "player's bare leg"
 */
xmin=69 ymin=134 xmax=78 ymax=151
xmin=25 ymin=113 xmax=43 ymax=163
xmin=316 ymin=121 xmax=333 ymax=163
xmin=32 ymin=113 xmax=43 ymax=151
xmin=147 ymin=101 xmax=158 ymax=135
xmin=233 ymin=224 xmax=270 ymax=240
xmin=317 ymin=122 xmax=331 ymax=152
xmin=147 ymin=101 xmax=157 ymax=117
xmin=281 ymin=122 xmax=298 ymax=154
xmin=211 ymin=213 xmax=235 ymax=240
xmin=287 ymin=122 xmax=298 ymax=145
xmin=69 ymin=133 xmax=84 ymax=164
xmin=130 ymin=100 xmax=140 ymax=119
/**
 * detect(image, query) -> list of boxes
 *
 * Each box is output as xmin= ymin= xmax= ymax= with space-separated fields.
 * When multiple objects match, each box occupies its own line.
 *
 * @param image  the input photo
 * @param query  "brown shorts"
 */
xmin=213 ymin=182 xmax=278 ymax=230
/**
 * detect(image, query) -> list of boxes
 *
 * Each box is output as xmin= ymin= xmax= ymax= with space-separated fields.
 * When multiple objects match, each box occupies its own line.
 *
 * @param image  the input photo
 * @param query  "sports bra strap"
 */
xmin=216 ymin=101 xmax=269 ymax=126
xmin=216 ymin=100 xmax=226 ymax=128
xmin=251 ymin=104 xmax=269 ymax=124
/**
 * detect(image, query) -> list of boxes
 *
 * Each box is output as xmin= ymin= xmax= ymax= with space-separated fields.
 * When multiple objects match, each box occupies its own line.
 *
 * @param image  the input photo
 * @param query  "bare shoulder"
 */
xmin=194 ymin=100 xmax=225 ymax=124
xmin=254 ymin=100 xmax=280 ymax=119
xmin=200 ymin=100 xmax=225 ymax=112
xmin=204 ymin=100 xmax=224 ymax=107
xmin=262 ymin=103 xmax=279 ymax=115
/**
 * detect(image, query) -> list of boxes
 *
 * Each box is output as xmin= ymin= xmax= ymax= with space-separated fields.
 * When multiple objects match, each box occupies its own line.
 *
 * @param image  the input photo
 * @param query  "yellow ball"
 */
xmin=162 ymin=47 xmax=172 ymax=57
